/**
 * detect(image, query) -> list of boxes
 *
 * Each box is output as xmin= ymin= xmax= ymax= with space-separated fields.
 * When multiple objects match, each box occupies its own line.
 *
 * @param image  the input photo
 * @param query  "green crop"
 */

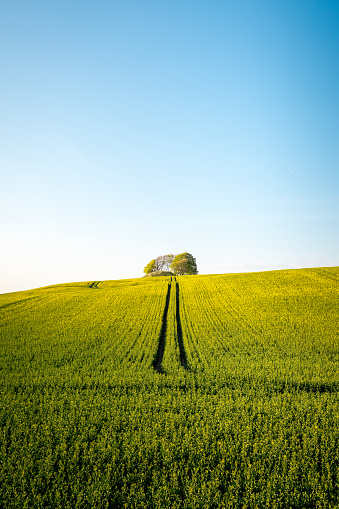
xmin=1 ymin=268 xmax=338 ymax=508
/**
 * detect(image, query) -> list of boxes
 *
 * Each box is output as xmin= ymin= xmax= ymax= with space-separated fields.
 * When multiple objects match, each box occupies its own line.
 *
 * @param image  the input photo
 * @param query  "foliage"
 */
xmin=144 ymin=254 xmax=175 ymax=274
xmin=144 ymin=270 xmax=174 ymax=277
xmin=155 ymin=254 xmax=175 ymax=272
xmin=170 ymin=252 xmax=198 ymax=275
xmin=144 ymin=252 xmax=198 ymax=276
xmin=144 ymin=259 xmax=156 ymax=274
xmin=1 ymin=267 xmax=339 ymax=508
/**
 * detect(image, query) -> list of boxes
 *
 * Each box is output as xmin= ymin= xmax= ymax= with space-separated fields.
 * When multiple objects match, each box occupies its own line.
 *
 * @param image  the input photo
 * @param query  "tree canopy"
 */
xmin=144 ymin=259 xmax=156 ymax=275
xmin=170 ymin=253 xmax=198 ymax=275
xmin=144 ymin=252 xmax=198 ymax=276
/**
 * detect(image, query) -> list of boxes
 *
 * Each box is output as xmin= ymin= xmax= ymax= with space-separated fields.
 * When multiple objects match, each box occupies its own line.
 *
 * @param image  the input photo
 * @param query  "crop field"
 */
xmin=1 ymin=267 xmax=339 ymax=508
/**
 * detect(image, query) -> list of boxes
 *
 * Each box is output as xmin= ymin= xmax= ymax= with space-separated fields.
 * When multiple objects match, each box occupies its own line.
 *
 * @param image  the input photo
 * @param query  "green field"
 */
xmin=1 ymin=267 xmax=339 ymax=508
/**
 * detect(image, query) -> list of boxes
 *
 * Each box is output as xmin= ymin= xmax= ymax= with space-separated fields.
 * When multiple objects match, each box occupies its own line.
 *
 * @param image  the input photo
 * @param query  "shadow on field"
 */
xmin=10 ymin=378 xmax=338 ymax=397
xmin=274 ymin=380 xmax=339 ymax=394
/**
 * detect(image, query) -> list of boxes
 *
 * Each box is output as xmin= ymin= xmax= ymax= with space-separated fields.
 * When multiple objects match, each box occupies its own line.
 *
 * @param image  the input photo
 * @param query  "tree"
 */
xmin=144 ymin=252 xmax=198 ymax=276
xmin=144 ymin=259 xmax=156 ymax=274
xmin=171 ymin=258 xmax=189 ymax=275
xmin=170 ymin=252 xmax=198 ymax=275
xmin=154 ymin=256 xmax=164 ymax=272
xmin=153 ymin=254 xmax=175 ymax=272
xmin=163 ymin=254 xmax=175 ymax=271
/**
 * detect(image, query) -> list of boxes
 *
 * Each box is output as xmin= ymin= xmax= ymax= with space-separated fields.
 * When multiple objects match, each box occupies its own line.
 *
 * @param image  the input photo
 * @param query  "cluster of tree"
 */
xmin=144 ymin=252 xmax=198 ymax=276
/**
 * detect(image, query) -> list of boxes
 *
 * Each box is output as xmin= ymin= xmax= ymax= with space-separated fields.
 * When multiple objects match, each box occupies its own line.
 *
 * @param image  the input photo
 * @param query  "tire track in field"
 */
xmin=175 ymin=279 xmax=187 ymax=369
xmin=153 ymin=282 xmax=172 ymax=373
xmin=88 ymin=281 xmax=100 ymax=289
xmin=0 ymin=295 xmax=43 ymax=311
xmin=152 ymin=278 xmax=188 ymax=372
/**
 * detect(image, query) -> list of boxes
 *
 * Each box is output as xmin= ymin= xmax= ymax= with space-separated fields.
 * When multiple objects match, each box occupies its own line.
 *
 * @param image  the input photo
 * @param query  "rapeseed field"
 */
xmin=1 ymin=268 xmax=338 ymax=508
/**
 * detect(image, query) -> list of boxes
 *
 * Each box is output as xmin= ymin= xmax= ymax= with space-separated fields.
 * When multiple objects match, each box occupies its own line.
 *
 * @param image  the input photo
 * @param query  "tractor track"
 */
xmin=153 ymin=282 xmax=172 ymax=373
xmin=175 ymin=281 xmax=187 ymax=369
xmin=153 ymin=279 xmax=188 ymax=373
xmin=88 ymin=281 xmax=100 ymax=289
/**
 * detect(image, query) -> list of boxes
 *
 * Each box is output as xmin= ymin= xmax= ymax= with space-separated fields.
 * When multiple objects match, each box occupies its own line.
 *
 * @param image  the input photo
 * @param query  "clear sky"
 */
xmin=1 ymin=0 xmax=338 ymax=293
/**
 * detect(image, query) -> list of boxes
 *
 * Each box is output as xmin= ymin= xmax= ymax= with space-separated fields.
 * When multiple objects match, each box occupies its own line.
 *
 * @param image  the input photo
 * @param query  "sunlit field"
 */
xmin=1 ymin=267 xmax=338 ymax=508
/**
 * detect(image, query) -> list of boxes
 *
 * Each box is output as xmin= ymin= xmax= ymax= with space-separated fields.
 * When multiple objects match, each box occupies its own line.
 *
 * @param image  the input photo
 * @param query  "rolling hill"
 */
xmin=1 ymin=267 xmax=339 ymax=508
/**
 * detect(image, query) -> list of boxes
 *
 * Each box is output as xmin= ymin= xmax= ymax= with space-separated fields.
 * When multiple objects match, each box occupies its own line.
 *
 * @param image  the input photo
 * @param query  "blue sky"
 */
xmin=1 ymin=0 xmax=338 ymax=293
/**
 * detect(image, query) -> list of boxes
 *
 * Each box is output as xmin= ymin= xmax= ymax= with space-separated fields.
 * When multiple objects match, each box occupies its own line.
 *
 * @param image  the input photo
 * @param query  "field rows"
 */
xmin=1 ymin=267 xmax=339 ymax=508
xmin=0 ymin=277 xmax=170 ymax=385
xmin=178 ymin=268 xmax=339 ymax=390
